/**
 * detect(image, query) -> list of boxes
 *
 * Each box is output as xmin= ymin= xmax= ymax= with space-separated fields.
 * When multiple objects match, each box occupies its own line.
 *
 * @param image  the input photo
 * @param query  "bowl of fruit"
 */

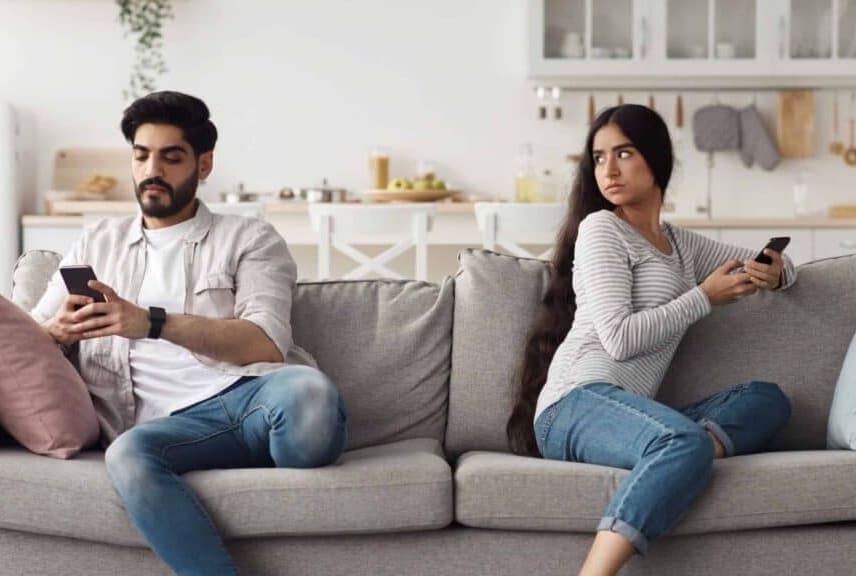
xmin=363 ymin=175 xmax=457 ymax=203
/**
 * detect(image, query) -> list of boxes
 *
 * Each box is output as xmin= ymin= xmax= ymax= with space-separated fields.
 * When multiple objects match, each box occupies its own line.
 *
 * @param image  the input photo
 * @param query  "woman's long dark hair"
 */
xmin=506 ymin=104 xmax=675 ymax=456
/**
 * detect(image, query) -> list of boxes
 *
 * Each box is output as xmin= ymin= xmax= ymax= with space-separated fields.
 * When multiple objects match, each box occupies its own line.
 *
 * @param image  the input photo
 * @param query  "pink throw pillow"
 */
xmin=0 ymin=296 xmax=99 ymax=458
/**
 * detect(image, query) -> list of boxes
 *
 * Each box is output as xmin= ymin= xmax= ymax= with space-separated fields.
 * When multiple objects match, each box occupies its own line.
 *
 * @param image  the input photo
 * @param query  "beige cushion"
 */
xmin=0 ymin=296 xmax=99 ymax=458
xmin=0 ymin=438 xmax=452 ymax=545
xmin=455 ymin=450 xmax=856 ymax=534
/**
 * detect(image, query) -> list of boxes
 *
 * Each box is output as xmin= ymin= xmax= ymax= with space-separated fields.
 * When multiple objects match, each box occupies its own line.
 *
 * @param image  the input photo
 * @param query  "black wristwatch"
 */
xmin=148 ymin=306 xmax=167 ymax=339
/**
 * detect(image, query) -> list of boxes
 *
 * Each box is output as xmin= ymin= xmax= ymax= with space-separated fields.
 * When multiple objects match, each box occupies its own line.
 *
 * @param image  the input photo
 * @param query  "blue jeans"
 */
xmin=535 ymin=381 xmax=790 ymax=555
xmin=105 ymin=365 xmax=348 ymax=576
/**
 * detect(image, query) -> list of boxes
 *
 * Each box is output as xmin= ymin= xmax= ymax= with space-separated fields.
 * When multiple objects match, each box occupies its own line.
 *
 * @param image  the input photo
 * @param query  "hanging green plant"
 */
xmin=116 ymin=0 xmax=174 ymax=100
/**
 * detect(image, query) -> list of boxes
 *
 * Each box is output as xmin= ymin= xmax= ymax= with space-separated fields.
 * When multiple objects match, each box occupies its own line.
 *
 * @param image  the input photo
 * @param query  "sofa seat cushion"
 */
xmin=455 ymin=450 xmax=856 ymax=535
xmin=0 ymin=438 xmax=452 ymax=546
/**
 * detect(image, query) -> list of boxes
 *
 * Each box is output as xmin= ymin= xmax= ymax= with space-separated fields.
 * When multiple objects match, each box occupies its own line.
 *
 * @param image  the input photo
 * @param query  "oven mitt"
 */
xmin=693 ymin=105 xmax=740 ymax=151
xmin=739 ymin=105 xmax=781 ymax=170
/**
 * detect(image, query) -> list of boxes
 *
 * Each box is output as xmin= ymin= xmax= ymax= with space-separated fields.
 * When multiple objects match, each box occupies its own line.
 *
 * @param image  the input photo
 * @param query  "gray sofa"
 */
xmin=2 ymin=248 xmax=856 ymax=576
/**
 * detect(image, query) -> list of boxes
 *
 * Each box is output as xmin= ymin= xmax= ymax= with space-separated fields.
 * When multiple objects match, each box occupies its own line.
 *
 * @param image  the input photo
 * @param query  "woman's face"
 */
xmin=591 ymin=123 xmax=660 ymax=208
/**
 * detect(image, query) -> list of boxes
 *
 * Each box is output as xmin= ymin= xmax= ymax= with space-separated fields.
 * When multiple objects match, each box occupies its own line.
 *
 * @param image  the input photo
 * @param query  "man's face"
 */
xmin=132 ymin=123 xmax=210 ymax=219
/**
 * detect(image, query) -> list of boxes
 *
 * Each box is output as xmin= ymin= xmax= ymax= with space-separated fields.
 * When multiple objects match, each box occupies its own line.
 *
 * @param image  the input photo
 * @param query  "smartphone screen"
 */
xmin=59 ymin=265 xmax=106 ymax=305
xmin=754 ymin=236 xmax=791 ymax=265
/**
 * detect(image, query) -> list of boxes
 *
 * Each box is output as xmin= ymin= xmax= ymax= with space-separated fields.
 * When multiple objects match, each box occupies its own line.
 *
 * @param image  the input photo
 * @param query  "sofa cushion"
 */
xmin=455 ymin=450 xmax=856 ymax=535
xmin=448 ymin=250 xmax=856 ymax=455
xmin=0 ymin=296 xmax=99 ymax=458
xmin=11 ymin=250 xmax=62 ymax=312
xmin=12 ymin=251 xmax=455 ymax=453
xmin=0 ymin=438 xmax=452 ymax=546
xmin=292 ymin=279 xmax=453 ymax=451
xmin=658 ymin=255 xmax=856 ymax=450
xmin=446 ymin=250 xmax=550 ymax=458
xmin=827 ymin=327 xmax=856 ymax=449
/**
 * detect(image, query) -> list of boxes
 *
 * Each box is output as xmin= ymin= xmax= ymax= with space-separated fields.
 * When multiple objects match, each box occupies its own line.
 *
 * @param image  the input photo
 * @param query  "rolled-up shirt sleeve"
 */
xmin=233 ymin=221 xmax=297 ymax=361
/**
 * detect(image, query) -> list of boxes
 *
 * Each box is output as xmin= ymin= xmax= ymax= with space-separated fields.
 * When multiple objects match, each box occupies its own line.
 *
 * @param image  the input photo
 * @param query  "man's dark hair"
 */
xmin=120 ymin=91 xmax=218 ymax=156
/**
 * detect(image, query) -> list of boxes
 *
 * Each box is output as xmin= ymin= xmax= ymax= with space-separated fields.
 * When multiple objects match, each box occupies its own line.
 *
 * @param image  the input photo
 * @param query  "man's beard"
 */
xmin=135 ymin=172 xmax=198 ymax=218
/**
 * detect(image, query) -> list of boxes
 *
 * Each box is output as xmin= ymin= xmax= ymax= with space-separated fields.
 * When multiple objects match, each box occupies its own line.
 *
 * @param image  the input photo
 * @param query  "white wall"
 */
xmin=1 ymin=0 xmax=855 ymax=221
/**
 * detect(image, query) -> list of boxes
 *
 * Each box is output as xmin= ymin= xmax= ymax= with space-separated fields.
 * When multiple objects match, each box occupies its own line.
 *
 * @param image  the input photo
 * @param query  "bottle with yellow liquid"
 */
xmin=514 ymin=143 xmax=539 ymax=202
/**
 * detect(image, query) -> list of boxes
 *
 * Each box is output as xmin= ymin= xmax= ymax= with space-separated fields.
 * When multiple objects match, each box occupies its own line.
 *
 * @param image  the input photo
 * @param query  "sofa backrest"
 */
xmin=11 ymin=251 xmax=454 ymax=453
xmin=291 ymin=278 xmax=453 ymax=450
xmin=447 ymin=249 xmax=856 ymax=456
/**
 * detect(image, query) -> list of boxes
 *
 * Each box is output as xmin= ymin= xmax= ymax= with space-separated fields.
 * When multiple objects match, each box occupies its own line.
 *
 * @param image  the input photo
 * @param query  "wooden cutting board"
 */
xmin=776 ymin=90 xmax=815 ymax=158
xmin=52 ymin=147 xmax=133 ymax=200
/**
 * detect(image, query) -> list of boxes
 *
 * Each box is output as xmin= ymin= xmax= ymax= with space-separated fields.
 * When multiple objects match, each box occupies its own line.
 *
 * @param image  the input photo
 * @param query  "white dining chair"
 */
xmin=308 ymin=203 xmax=435 ymax=280
xmin=473 ymin=202 xmax=565 ymax=260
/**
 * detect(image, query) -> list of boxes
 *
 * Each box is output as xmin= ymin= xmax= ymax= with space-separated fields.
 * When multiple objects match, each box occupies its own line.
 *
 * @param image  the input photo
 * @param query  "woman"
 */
xmin=507 ymin=104 xmax=795 ymax=576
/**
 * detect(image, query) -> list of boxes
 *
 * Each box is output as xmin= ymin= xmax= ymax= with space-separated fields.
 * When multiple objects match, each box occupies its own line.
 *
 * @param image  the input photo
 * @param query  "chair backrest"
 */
xmin=308 ymin=203 xmax=435 ymax=280
xmin=473 ymin=202 xmax=565 ymax=260
xmin=207 ymin=202 xmax=265 ymax=218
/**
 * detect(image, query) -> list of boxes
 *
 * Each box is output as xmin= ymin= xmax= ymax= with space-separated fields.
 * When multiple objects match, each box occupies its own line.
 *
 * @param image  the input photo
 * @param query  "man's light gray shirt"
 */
xmin=33 ymin=201 xmax=316 ymax=444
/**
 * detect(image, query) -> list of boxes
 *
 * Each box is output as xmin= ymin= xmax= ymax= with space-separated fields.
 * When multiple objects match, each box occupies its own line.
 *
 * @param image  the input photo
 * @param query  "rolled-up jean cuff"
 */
xmin=698 ymin=418 xmax=735 ymax=457
xmin=597 ymin=516 xmax=649 ymax=556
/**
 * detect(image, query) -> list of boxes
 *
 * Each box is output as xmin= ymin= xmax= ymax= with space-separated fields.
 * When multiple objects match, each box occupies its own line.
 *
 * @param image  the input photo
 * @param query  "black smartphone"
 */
xmin=59 ymin=265 xmax=106 ymax=307
xmin=754 ymin=236 xmax=791 ymax=265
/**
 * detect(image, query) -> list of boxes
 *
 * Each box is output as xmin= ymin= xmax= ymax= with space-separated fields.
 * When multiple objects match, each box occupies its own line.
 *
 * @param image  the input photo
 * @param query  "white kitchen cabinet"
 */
xmin=528 ymin=0 xmax=649 ymax=80
xmin=812 ymin=228 xmax=856 ymax=259
xmin=719 ymin=228 xmax=812 ymax=265
xmin=22 ymin=219 xmax=83 ymax=256
xmin=528 ymin=0 xmax=856 ymax=84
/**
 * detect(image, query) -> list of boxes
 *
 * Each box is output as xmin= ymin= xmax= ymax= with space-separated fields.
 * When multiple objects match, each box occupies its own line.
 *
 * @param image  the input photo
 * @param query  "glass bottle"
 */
xmin=514 ymin=143 xmax=539 ymax=203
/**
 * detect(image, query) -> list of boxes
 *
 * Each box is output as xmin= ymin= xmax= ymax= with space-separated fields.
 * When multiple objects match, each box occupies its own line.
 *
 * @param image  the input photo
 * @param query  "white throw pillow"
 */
xmin=827 ymin=328 xmax=856 ymax=449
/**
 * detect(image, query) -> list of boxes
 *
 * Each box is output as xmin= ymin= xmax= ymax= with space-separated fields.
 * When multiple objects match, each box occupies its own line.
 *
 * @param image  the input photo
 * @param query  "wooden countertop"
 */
xmin=20 ymin=201 xmax=856 ymax=228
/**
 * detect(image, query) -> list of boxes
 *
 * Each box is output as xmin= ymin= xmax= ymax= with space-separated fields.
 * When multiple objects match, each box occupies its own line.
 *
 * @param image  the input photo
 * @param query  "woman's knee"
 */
xmin=748 ymin=381 xmax=792 ymax=426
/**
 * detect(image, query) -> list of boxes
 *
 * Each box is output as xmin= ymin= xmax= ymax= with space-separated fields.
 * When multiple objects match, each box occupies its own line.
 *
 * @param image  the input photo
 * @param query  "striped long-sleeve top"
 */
xmin=534 ymin=209 xmax=797 ymax=423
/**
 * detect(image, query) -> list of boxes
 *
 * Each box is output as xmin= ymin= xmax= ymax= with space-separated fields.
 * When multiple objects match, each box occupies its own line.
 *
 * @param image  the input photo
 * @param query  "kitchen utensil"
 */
xmin=845 ymin=92 xmax=856 ymax=167
xmin=776 ymin=90 xmax=815 ymax=158
xmin=675 ymin=94 xmax=684 ymax=129
xmin=617 ymin=93 xmax=624 ymax=106
xmin=648 ymin=93 xmax=655 ymax=111
xmin=285 ymin=179 xmax=348 ymax=203
xmin=588 ymin=94 xmax=596 ymax=124
xmin=551 ymin=86 xmax=562 ymax=120
xmin=693 ymin=104 xmax=741 ymax=217
xmin=845 ymin=118 xmax=856 ymax=166
xmin=830 ymin=91 xmax=844 ymax=155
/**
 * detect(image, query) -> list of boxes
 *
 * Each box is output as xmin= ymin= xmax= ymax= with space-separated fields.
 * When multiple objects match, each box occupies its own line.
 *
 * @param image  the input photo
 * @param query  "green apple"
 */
xmin=412 ymin=179 xmax=431 ymax=191
xmin=387 ymin=178 xmax=412 ymax=190
xmin=433 ymin=180 xmax=446 ymax=190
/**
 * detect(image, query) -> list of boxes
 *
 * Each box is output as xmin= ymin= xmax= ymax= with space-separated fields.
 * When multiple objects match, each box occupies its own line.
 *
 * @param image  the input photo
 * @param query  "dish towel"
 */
xmin=739 ymin=105 xmax=781 ymax=170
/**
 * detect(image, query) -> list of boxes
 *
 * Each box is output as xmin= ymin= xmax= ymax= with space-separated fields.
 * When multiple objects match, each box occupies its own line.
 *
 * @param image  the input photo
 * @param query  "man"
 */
xmin=33 ymin=91 xmax=348 ymax=575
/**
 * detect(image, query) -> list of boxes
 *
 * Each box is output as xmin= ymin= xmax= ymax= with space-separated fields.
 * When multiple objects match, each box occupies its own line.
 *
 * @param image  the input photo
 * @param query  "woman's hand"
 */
xmin=743 ymin=249 xmax=784 ymax=291
xmin=700 ymin=260 xmax=758 ymax=305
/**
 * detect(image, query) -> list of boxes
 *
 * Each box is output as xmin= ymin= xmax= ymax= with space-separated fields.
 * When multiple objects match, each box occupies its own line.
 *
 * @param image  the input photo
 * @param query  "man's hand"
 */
xmin=67 ymin=280 xmax=151 ymax=340
xmin=43 ymin=294 xmax=98 ymax=346
xmin=700 ymin=259 xmax=758 ymax=305
xmin=743 ymin=249 xmax=784 ymax=291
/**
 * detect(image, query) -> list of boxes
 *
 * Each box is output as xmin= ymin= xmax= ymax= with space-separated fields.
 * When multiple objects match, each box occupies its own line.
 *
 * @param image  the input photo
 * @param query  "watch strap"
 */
xmin=148 ymin=306 xmax=167 ymax=339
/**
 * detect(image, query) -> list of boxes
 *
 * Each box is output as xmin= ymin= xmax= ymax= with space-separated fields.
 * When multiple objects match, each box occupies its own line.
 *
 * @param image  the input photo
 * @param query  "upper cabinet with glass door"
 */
xmin=774 ymin=0 xmax=856 ymax=76
xmin=528 ymin=0 xmax=856 ymax=85
xmin=528 ymin=0 xmax=650 ymax=81
xmin=648 ymin=0 xmax=770 ymax=77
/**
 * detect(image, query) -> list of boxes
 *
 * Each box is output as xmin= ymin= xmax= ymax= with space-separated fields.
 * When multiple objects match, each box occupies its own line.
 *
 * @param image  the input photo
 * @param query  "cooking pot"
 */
xmin=281 ymin=179 xmax=348 ymax=203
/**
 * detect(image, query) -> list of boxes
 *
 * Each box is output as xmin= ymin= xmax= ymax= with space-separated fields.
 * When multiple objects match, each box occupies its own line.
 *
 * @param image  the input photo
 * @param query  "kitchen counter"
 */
xmin=21 ymin=200 xmax=856 ymax=229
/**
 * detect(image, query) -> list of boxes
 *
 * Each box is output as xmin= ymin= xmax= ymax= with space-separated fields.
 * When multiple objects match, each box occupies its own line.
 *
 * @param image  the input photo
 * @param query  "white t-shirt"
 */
xmin=131 ymin=217 xmax=236 ymax=424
